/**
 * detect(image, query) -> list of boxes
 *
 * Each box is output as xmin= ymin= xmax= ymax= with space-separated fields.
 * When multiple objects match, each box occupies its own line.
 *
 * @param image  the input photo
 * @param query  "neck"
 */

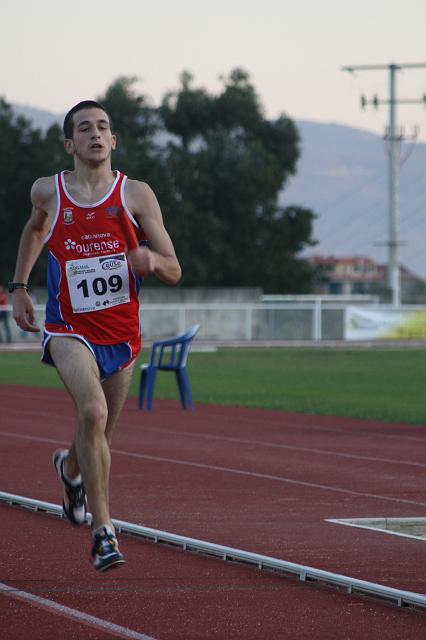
xmin=72 ymin=157 xmax=114 ymax=186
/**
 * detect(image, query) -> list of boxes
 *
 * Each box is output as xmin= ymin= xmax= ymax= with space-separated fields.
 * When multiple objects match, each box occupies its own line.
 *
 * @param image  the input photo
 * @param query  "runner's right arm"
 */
xmin=12 ymin=177 xmax=55 ymax=332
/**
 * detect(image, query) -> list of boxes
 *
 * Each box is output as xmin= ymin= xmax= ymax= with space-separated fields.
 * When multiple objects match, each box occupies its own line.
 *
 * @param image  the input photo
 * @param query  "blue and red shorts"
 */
xmin=42 ymin=331 xmax=141 ymax=380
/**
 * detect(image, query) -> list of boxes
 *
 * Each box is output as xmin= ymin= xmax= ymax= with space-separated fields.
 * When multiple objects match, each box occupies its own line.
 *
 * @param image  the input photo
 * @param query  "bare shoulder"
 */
xmin=31 ymin=175 xmax=56 ymax=209
xmin=125 ymin=179 xmax=159 ymax=215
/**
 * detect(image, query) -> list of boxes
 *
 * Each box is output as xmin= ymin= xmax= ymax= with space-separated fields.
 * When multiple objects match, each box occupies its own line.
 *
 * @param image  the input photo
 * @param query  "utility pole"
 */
xmin=342 ymin=62 xmax=426 ymax=306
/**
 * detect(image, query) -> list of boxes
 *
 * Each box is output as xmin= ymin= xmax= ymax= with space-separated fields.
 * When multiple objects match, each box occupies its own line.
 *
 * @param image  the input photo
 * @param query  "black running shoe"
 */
xmin=53 ymin=449 xmax=87 ymax=525
xmin=92 ymin=525 xmax=125 ymax=572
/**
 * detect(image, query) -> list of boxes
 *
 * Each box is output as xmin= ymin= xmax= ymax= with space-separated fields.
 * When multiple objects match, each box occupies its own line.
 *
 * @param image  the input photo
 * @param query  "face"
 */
xmin=64 ymin=108 xmax=116 ymax=164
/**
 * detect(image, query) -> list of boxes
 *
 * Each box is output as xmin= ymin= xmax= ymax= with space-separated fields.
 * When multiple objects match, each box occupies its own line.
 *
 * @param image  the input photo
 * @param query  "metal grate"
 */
xmin=1 ymin=490 xmax=425 ymax=610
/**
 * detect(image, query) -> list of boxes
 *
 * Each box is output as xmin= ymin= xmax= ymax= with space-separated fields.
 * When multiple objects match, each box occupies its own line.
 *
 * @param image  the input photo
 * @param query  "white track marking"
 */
xmin=0 ymin=581 xmax=157 ymax=640
xmin=3 ymin=397 xmax=426 ymax=443
xmin=127 ymin=425 xmax=426 ymax=469
xmin=112 ymin=449 xmax=426 ymax=508
xmin=202 ymin=419 xmax=426 ymax=443
xmin=1 ymin=431 xmax=425 ymax=507
xmin=1 ymin=424 xmax=425 ymax=471
xmin=1 ymin=493 xmax=425 ymax=611
xmin=0 ymin=431 xmax=65 ymax=445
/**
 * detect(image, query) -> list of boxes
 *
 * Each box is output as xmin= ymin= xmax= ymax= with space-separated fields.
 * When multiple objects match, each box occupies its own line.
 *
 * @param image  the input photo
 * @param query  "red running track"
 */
xmin=0 ymin=385 xmax=425 ymax=639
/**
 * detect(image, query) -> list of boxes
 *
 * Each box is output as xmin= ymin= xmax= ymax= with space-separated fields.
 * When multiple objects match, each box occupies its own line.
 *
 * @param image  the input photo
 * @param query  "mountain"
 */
xmin=282 ymin=120 xmax=426 ymax=279
xmin=12 ymin=104 xmax=426 ymax=279
xmin=12 ymin=104 xmax=63 ymax=130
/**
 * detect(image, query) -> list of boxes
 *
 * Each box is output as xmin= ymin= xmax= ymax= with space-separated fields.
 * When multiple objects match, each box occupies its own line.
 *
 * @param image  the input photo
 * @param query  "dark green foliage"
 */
xmin=1 ymin=70 xmax=317 ymax=290
xmin=158 ymin=69 xmax=317 ymax=290
xmin=0 ymin=100 xmax=69 ymax=284
xmin=100 ymin=77 xmax=165 ymax=185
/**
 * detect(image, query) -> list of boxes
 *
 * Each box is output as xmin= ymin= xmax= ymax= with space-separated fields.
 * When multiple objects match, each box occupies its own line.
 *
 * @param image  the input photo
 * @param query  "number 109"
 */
xmin=76 ymin=275 xmax=123 ymax=297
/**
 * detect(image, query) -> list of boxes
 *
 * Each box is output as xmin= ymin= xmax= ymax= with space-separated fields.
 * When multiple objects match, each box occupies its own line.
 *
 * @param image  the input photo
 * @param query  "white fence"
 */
xmin=139 ymin=303 xmax=329 ymax=341
xmin=2 ymin=302 xmax=426 ymax=344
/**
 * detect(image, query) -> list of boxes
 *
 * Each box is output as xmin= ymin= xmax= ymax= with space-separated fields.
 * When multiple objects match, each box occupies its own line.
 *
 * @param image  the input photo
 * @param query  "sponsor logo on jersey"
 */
xmin=81 ymin=233 xmax=111 ymax=240
xmin=64 ymin=238 xmax=120 ymax=254
xmin=64 ymin=239 xmax=77 ymax=250
xmin=106 ymin=206 xmax=123 ymax=218
xmin=63 ymin=208 xmax=74 ymax=224
xmin=67 ymin=264 xmax=80 ymax=277
xmin=86 ymin=211 xmax=96 ymax=220
xmin=100 ymin=255 xmax=125 ymax=270
xmin=66 ymin=263 xmax=94 ymax=278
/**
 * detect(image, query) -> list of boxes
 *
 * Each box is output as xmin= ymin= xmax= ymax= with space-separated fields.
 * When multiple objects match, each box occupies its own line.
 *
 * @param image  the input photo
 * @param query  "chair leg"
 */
xmin=176 ymin=368 xmax=193 ymax=410
xmin=175 ymin=370 xmax=186 ymax=409
xmin=139 ymin=366 xmax=157 ymax=410
xmin=145 ymin=367 xmax=157 ymax=411
xmin=138 ymin=367 xmax=148 ymax=409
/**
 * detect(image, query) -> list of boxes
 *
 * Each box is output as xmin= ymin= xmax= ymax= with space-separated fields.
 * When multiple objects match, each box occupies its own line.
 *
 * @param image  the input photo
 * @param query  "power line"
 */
xmin=317 ymin=169 xmax=386 ymax=214
xmin=311 ymin=168 xmax=425 ymax=256
xmin=317 ymin=184 xmax=425 ymax=259
xmin=342 ymin=61 xmax=426 ymax=305
xmin=312 ymin=206 xmax=386 ymax=264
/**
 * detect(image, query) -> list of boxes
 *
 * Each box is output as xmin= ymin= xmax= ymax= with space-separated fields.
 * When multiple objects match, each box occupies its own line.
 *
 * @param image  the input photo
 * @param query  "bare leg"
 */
xmin=97 ymin=364 xmax=134 ymax=521
xmin=103 ymin=363 xmax=135 ymax=447
xmin=63 ymin=364 xmax=134 ymax=477
xmin=48 ymin=338 xmax=133 ymax=531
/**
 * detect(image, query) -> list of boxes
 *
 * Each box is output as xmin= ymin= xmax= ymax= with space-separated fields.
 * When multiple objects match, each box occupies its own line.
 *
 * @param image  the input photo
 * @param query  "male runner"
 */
xmin=10 ymin=100 xmax=181 ymax=571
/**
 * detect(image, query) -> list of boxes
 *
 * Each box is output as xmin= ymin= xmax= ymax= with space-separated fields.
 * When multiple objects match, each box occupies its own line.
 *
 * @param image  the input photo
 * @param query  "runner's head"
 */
xmin=63 ymin=101 xmax=113 ymax=140
xmin=63 ymin=101 xmax=116 ymax=165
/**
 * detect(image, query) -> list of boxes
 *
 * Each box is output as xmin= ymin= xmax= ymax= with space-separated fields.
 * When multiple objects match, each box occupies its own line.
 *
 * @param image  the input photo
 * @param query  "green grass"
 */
xmin=1 ymin=349 xmax=426 ymax=424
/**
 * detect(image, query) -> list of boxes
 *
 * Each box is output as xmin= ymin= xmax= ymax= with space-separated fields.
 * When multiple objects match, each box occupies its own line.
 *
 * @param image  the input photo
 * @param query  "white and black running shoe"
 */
xmin=92 ymin=525 xmax=125 ymax=572
xmin=53 ymin=449 xmax=87 ymax=525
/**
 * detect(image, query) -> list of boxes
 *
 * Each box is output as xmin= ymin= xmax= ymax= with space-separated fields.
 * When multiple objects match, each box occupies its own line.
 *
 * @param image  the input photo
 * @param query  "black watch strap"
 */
xmin=8 ymin=282 xmax=30 ymax=293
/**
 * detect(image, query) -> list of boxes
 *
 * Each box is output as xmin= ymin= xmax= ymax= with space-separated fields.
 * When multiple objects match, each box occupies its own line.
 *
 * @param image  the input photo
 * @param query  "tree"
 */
xmin=0 ymin=99 xmax=68 ymax=285
xmin=98 ymin=77 xmax=171 ymax=206
xmin=1 ymin=70 xmax=318 ymax=293
xmin=159 ymin=69 xmax=317 ymax=291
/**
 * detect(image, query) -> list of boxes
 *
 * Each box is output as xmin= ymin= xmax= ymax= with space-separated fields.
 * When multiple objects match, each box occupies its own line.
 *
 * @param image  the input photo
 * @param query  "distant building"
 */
xmin=309 ymin=255 xmax=426 ymax=301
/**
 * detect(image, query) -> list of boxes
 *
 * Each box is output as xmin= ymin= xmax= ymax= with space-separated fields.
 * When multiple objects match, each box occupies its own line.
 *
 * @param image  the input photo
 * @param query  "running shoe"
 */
xmin=52 ymin=448 xmax=87 ymax=525
xmin=91 ymin=525 xmax=125 ymax=572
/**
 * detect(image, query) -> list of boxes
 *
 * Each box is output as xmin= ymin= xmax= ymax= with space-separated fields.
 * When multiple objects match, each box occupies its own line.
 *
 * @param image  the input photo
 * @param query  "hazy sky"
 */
xmin=2 ymin=0 xmax=426 ymax=139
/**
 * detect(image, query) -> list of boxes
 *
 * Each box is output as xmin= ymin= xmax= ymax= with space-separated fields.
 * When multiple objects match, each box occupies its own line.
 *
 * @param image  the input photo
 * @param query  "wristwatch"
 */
xmin=8 ymin=282 xmax=30 ymax=293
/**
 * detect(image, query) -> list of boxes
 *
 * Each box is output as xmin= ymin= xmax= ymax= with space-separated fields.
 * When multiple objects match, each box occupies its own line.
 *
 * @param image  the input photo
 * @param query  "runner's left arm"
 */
xmin=125 ymin=180 xmax=182 ymax=285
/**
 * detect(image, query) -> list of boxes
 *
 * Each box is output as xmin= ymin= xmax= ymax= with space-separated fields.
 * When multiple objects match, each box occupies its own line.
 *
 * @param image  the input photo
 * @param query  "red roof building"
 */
xmin=309 ymin=255 xmax=426 ymax=301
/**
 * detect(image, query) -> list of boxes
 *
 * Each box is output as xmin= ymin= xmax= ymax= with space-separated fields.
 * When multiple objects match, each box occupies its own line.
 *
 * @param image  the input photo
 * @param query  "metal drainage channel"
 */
xmin=1 ymin=491 xmax=425 ymax=611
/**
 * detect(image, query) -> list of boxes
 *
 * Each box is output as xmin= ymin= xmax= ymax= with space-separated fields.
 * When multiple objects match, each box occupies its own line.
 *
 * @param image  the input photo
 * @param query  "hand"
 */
xmin=12 ymin=290 xmax=40 ymax=332
xmin=128 ymin=246 xmax=155 ymax=277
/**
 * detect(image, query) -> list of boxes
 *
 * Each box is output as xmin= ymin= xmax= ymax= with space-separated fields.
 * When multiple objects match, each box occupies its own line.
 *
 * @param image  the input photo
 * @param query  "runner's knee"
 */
xmin=77 ymin=400 xmax=108 ymax=434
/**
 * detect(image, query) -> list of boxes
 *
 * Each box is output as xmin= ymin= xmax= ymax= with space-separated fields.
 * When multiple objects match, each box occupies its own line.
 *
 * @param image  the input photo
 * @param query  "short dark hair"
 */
xmin=63 ymin=100 xmax=113 ymax=139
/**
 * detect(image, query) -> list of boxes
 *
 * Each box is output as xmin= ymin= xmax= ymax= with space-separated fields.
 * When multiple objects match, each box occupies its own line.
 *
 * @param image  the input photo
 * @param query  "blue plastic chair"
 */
xmin=138 ymin=324 xmax=201 ymax=410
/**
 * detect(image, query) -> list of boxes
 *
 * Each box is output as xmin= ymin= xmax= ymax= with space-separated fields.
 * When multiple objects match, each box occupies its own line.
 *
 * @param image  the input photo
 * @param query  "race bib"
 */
xmin=66 ymin=253 xmax=130 ymax=313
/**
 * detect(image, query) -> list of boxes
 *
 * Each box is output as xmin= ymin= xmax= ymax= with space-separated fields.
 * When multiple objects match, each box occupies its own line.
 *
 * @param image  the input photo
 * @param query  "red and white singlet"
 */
xmin=44 ymin=170 xmax=145 ymax=345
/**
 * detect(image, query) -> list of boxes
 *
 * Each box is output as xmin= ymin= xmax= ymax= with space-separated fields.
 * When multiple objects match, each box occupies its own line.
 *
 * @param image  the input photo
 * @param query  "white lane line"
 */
xmin=1 ymin=496 xmax=425 ymax=611
xmin=0 ymin=581 xmax=157 ymax=640
xmin=128 ymin=425 xmax=426 ymax=469
xmin=1 ymin=430 xmax=425 ymax=508
xmin=0 ymin=431 xmax=65 ymax=445
xmin=3 ymin=424 xmax=424 ymax=471
xmin=112 ymin=449 xmax=426 ymax=508
xmin=3 ymin=396 xmax=426 ymax=443
xmin=189 ymin=415 xmax=426 ymax=443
